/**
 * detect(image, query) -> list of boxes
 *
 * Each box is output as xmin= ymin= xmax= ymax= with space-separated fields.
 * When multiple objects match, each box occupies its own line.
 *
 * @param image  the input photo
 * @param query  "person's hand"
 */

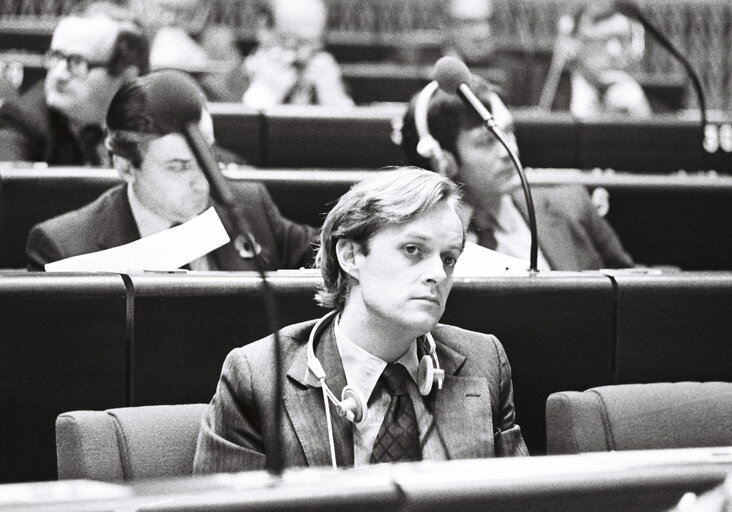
xmin=299 ymin=52 xmax=354 ymax=106
xmin=242 ymin=46 xmax=299 ymax=107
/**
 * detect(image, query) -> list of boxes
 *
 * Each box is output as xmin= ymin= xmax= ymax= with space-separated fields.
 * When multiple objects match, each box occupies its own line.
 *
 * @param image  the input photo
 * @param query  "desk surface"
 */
xmin=1 ymin=447 xmax=730 ymax=512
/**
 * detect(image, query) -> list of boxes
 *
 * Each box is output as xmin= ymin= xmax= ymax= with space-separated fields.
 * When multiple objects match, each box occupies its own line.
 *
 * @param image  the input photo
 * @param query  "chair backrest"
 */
xmin=56 ymin=403 xmax=208 ymax=481
xmin=546 ymin=382 xmax=732 ymax=454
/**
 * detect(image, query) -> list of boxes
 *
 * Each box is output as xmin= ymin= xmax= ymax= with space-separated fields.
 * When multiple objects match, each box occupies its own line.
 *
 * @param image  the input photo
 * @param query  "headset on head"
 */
xmin=306 ymin=310 xmax=444 ymax=427
xmin=415 ymin=80 xmax=444 ymax=171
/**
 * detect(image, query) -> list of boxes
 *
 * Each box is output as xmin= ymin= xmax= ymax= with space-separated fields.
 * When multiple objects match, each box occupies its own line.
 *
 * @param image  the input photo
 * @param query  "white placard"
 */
xmin=45 ymin=207 xmax=230 ymax=272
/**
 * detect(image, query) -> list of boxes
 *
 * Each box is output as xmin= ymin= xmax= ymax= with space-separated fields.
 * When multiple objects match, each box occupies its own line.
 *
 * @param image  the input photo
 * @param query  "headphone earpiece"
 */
xmin=338 ymin=385 xmax=367 ymax=424
xmin=418 ymin=333 xmax=444 ymax=396
xmin=414 ymin=80 xmax=445 ymax=169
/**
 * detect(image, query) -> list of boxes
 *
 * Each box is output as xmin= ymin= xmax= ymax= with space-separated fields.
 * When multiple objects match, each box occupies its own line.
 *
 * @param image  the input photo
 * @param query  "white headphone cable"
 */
xmin=321 ymin=382 xmax=338 ymax=470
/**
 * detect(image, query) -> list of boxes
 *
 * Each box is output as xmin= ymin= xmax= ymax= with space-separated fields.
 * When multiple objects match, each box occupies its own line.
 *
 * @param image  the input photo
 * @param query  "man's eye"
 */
xmin=403 ymin=245 xmax=422 ymax=258
xmin=443 ymin=255 xmax=457 ymax=268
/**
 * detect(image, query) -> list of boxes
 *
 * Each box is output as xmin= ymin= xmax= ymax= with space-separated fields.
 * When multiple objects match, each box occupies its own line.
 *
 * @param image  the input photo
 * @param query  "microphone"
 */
xmin=432 ymin=57 xmax=540 ymax=273
xmin=151 ymin=71 xmax=286 ymax=475
xmin=614 ymin=0 xmax=708 ymax=168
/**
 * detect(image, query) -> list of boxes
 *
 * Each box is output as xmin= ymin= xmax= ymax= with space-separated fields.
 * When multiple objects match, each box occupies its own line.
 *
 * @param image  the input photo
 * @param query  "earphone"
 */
xmin=415 ymin=80 xmax=443 ymax=168
xmin=306 ymin=310 xmax=444 ymax=468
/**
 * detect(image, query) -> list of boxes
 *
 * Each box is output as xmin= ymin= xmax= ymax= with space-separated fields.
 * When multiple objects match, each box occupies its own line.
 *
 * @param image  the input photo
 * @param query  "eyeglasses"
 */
xmin=44 ymin=49 xmax=109 ymax=77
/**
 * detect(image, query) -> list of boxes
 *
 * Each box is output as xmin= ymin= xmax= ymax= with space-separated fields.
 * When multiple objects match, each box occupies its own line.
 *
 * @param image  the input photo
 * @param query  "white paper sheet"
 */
xmin=453 ymin=241 xmax=530 ymax=276
xmin=45 ymin=207 xmax=230 ymax=272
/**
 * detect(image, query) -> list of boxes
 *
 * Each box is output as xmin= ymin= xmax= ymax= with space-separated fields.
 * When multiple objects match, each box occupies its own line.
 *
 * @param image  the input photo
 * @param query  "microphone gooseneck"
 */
xmin=183 ymin=124 xmax=285 ymax=476
xmin=614 ymin=0 xmax=708 ymax=169
xmin=432 ymin=56 xmax=539 ymax=273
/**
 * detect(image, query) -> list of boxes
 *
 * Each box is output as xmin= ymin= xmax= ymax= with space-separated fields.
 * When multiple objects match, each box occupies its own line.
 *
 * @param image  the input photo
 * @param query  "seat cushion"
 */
xmin=547 ymin=382 xmax=732 ymax=454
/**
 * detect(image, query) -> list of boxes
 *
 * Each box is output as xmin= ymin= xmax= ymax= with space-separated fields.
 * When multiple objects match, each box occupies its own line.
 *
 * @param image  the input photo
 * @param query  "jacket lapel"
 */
xmin=209 ymin=202 xmax=269 ymax=271
xmin=96 ymin=186 xmax=142 ymax=251
xmin=511 ymin=188 xmax=577 ymax=271
xmin=284 ymin=323 xmax=354 ymax=467
xmin=429 ymin=337 xmax=496 ymax=459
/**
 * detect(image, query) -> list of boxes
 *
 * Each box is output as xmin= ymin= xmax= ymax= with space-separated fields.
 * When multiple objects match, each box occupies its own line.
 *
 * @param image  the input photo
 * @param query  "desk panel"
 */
xmin=261 ymin=105 xmax=407 ymax=168
xmin=442 ymin=273 xmax=616 ymax=455
xmin=127 ymin=274 xmax=326 ymax=407
xmin=0 ymin=273 xmax=128 ymax=483
xmin=613 ymin=272 xmax=732 ymax=384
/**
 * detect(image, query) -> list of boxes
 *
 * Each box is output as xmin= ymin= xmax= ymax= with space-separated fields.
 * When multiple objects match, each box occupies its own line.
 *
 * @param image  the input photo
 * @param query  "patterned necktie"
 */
xmin=370 ymin=363 xmax=422 ymax=463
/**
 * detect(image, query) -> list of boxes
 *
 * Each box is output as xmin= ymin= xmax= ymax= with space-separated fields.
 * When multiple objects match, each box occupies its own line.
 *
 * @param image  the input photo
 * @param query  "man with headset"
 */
xmin=194 ymin=168 xmax=528 ymax=472
xmin=399 ymin=74 xmax=634 ymax=271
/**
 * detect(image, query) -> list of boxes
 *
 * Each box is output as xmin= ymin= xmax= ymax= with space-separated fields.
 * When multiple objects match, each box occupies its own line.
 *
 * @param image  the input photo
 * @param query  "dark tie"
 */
xmin=370 ymin=363 xmax=422 ymax=463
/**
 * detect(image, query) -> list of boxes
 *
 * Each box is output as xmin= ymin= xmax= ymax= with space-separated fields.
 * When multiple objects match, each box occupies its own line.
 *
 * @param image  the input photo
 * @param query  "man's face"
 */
xmin=454 ymin=93 xmax=520 ymax=199
xmin=272 ymin=0 xmax=325 ymax=66
xmin=348 ymin=201 xmax=464 ymax=340
xmin=447 ymin=0 xmax=494 ymax=64
xmin=45 ymin=16 xmax=127 ymax=127
xmin=129 ymin=112 xmax=213 ymax=224
xmin=576 ymin=14 xmax=639 ymax=77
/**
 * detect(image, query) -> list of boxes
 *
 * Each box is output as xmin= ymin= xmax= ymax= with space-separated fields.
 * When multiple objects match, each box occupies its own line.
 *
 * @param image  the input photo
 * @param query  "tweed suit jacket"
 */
xmin=26 ymin=182 xmax=317 ymax=271
xmin=512 ymin=185 xmax=633 ymax=271
xmin=193 ymin=318 xmax=528 ymax=473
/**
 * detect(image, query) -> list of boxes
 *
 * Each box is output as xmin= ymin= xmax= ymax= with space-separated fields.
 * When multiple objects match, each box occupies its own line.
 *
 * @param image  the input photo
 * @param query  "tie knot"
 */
xmin=379 ymin=363 xmax=411 ymax=396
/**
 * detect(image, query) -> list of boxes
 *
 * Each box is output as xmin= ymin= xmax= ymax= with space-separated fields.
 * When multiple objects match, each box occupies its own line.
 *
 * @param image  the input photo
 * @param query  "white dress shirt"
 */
xmin=333 ymin=317 xmax=447 ymax=466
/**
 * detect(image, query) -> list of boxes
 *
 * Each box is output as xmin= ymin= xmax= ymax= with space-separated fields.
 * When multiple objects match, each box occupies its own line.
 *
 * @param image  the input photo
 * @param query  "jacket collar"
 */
xmin=285 ymin=321 xmax=354 ymax=467
xmin=511 ymin=188 xmax=576 ymax=271
xmin=285 ymin=321 xmax=495 ymax=464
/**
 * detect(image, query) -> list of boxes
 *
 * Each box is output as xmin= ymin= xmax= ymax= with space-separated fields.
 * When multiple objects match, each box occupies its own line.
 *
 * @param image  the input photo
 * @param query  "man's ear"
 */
xmin=335 ymin=238 xmax=361 ymax=281
xmin=113 ymin=154 xmax=135 ymax=183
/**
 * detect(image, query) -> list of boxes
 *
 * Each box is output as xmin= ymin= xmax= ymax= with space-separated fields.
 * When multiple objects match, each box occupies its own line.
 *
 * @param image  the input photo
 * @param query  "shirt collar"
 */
xmin=126 ymin=184 xmax=174 ymax=238
xmin=333 ymin=315 xmax=420 ymax=402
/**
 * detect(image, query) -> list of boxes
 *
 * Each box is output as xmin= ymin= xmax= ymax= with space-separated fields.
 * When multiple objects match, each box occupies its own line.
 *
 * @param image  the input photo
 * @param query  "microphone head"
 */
xmin=107 ymin=69 xmax=205 ymax=135
xmin=613 ymin=0 xmax=640 ymax=19
xmin=432 ymin=56 xmax=471 ymax=94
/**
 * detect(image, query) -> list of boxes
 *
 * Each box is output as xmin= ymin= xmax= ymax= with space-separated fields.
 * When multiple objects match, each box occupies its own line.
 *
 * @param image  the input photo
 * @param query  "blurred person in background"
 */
xmin=26 ymin=70 xmax=317 ymax=271
xmin=0 ymin=2 xmax=148 ymax=165
xmin=441 ymin=0 xmax=536 ymax=106
xmin=238 ymin=0 xmax=353 ymax=108
xmin=132 ymin=0 xmax=245 ymax=102
xmin=399 ymin=75 xmax=634 ymax=271
xmin=542 ymin=2 xmax=651 ymax=117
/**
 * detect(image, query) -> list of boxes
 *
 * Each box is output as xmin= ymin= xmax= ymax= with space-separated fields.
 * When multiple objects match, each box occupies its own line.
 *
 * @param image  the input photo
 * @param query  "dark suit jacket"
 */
xmin=0 ymin=82 xmax=98 ymax=165
xmin=512 ymin=185 xmax=633 ymax=270
xmin=193 ymin=319 xmax=528 ymax=473
xmin=25 ymin=183 xmax=318 ymax=271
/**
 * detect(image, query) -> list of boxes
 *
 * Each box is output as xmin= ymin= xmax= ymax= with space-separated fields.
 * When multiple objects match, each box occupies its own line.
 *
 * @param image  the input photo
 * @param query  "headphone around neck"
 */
xmin=306 ymin=310 xmax=444 ymax=423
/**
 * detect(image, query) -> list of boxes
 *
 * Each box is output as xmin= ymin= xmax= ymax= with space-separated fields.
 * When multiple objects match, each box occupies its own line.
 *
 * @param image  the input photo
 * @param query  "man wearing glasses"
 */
xmin=0 ymin=4 xmax=148 ymax=165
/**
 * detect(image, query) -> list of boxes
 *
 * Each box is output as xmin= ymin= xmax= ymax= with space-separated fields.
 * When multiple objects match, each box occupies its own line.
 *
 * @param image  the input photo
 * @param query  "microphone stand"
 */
xmin=455 ymin=87 xmax=540 ymax=273
xmin=184 ymin=125 xmax=286 ymax=476
xmin=615 ymin=1 xmax=708 ymax=170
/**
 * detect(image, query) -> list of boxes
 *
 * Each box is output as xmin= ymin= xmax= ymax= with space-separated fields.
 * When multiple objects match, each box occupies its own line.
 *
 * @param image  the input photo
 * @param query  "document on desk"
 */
xmin=454 ymin=241 xmax=530 ymax=276
xmin=45 ymin=207 xmax=230 ymax=272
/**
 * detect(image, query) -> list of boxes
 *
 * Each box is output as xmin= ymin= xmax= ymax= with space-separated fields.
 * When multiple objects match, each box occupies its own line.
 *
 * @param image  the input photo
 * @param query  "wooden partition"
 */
xmin=0 ymin=168 xmax=120 ymax=269
xmin=612 ymin=272 xmax=732 ymax=384
xmin=2 ymin=167 xmax=731 ymax=271
xmin=208 ymin=105 xmax=732 ymax=172
xmin=2 ymin=271 xmax=731 ymax=483
xmin=0 ymin=273 xmax=128 ymax=482
xmin=127 ymin=273 xmax=326 ymax=407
